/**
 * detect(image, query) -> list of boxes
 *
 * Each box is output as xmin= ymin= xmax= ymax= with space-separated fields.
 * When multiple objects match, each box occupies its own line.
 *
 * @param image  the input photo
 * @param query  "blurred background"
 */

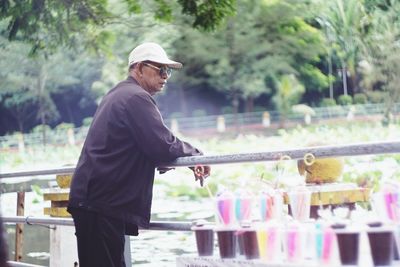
xmin=1 ymin=0 xmax=400 ymax=266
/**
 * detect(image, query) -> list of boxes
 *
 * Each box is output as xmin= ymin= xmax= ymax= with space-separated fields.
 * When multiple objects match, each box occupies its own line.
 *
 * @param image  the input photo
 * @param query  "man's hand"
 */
xmin=190 ymin=165 xmax=211 ymax=187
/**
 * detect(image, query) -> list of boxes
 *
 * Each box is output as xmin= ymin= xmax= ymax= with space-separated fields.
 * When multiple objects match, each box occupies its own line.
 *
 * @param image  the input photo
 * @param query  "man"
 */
xmin=68 ymin=42 xmax=210 ymax=267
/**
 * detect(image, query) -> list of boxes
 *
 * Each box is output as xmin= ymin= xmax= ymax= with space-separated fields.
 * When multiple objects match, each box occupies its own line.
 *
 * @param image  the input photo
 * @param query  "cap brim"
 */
xmin=146 ymin=57 xmax=182 ymax=69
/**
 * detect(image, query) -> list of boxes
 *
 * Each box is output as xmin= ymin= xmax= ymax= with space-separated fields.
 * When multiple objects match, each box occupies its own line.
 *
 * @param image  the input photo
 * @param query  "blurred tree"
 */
xmin=204 ymin=0 xmax=325 ymax=112
xmin=0 ymin=30 xmax=101 ymax=137
xmin=0 ymin=0 xmax=235 ymax=52
xmin=272 ymin=74 xmax=305 ymax=127
xmin=316 ymin=0 xmax=368 ymax=95
xmin=361 ymin=0 xmax=400 ymax=124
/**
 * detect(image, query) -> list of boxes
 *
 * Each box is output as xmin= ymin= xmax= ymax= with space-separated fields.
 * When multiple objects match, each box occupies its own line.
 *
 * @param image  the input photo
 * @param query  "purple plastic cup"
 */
xmin=191 ymin=223 xmax=214 ymax=257
xmin=216 ymin=227 xmax=237 ymax=259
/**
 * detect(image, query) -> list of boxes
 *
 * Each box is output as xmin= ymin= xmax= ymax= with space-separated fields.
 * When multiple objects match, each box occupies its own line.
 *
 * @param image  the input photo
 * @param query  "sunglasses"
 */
xmin=142 ymin=62 xmax=172 ymax=78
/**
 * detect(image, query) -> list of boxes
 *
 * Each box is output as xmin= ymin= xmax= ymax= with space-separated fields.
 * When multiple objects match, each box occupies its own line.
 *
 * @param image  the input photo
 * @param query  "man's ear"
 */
xmin=137 ymin=62 xmax=144 ymax=74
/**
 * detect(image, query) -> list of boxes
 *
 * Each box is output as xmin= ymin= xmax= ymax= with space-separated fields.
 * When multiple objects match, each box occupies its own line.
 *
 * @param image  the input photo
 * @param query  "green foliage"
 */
xmin=0 ymin=0 xmax=236 ymax=52
xmin=353 ymin=93 xmax=368 ymax=104
xmin=337 ymin=94 xmax=353 ymax=105
xmin=30 ymin=184 xmax=43 ymax=204
xmin=221 ymin=106 xmax=233 ymax=115
xmin=177 ymin=0 xmax=236 ymax=31
xmin=192 ymin=109 xmax=207 ymax=117
xmin=320 ymin=98 xmax=337 ymax=107
xmin=272 ymin=74 xmax=305 ymax=116
xmin=82 ymin=117 xmax=93 ymax=127
xmin=31 ymin=124 xmax=52 ymax=134
xmin=299 ymin=64 xmax=329 ymax=93
xmin=55 ymin=123 xmax=75 ymax=132
xmin=0 ymin=0 xmax=111 ymax=52
xmin=253 ymin=106 xmax=266 ymax=112
xmin=367 ymin=91 xmax=387 ymax=103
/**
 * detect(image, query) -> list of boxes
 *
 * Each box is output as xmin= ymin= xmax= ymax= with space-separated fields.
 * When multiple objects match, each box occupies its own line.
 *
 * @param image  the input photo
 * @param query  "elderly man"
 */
xmin=68 ymin=42 xmax=210 ymax=267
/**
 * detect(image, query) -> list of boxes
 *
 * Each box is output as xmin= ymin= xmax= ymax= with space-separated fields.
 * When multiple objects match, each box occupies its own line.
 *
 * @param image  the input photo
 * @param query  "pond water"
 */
xmin=1 ymin=184 xmax=215 ymax=266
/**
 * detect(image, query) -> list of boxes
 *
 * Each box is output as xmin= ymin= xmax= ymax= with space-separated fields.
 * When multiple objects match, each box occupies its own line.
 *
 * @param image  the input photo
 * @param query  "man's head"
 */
xmin=128 ymin=42 xmax=182 ymax=95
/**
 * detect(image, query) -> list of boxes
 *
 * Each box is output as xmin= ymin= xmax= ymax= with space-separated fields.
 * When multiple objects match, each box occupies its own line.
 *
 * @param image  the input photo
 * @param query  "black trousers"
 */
xmin=69 ymin=208 xmax=126 ymax=267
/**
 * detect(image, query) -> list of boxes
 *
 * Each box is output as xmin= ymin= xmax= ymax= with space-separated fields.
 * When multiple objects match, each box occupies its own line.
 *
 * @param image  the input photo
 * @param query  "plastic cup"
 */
xmin=234 ymin=191 xmax=253 ymax=223
xmin=216 ymin=192 xmax=235 ymax=226
xmin=216 ymin=228 xmax=237 ymax=258
xmin=191 ymin=224 xmax=214 ymax=257
xmin=240 ymin=228 xmax=259 ymax=260
xmin=288 ymin=189 xmax=311 ymax=222
xmin=260 ymin=224 xmax=282 ymax=263
xmin=283 ymin=224 xmax=304 ymax=263
xmin=334 ymin=229 xmax=360 ymax=266
xmin=367 ymin=227 xmax=394 ymax=266
xmin=315 ymin=224 xmax=335 ymax=264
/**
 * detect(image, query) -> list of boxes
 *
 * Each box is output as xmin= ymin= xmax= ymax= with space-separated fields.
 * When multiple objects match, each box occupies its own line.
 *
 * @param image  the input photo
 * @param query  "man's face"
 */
xmin=140 ymin=62 xmax=171 ymax=95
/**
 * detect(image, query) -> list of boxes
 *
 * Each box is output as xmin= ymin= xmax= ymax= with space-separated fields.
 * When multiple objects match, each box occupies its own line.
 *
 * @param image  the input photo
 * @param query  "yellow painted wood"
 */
xmin=44 ymin=207 xmax=71 ymax=217
xmin=283 ymin=187 xmax=371 ymax=205
xmin=56 ymin=174 xmax=72 ymax=189
xmin=43 ymin=192 xmax=70 ymax=201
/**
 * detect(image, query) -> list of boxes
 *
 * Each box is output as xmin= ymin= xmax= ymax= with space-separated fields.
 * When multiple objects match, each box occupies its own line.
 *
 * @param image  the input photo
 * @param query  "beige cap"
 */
xmin=128 ymin=42 xmax=182 ymax=69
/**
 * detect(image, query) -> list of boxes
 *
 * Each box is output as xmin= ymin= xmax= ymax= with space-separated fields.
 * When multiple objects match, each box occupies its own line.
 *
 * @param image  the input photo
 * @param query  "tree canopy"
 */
xmin=0 ymin=0 xmax=236 ymax=52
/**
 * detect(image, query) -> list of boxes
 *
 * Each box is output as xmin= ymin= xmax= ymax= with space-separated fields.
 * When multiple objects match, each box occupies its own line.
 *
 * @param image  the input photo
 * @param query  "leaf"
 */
xmin=31 ymin=184 xmax=43 ymax=196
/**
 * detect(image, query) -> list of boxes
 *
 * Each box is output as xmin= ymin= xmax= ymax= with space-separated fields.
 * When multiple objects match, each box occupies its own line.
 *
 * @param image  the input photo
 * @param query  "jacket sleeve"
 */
xmin=123 ymin=92 xmax=202 ymax=163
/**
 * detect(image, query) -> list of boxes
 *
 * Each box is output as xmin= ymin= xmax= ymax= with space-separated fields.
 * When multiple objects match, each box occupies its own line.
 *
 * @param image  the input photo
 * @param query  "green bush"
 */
xmin=221 ymin=106 xmax=234 ymax=114
xmin=192 ymin=109 xmax=207 ymax=117
xmin=82 ymin=117 xmax=93 ymax=127
xmin=55 ymin=123 xmax=75 ymax=132
xmin=337 ymin=95 xmax=353 ymax=105
xmin=253 ymin=106 xmax=266 ymax=112
xmin=353 ymin=93 xmax=368 ymax=104
xmin=367 ymin=91 xmax=387 ymax=103
xmin=319 ymin=98 xmax=336 ymax=107
xmin=31 ymin=124 xmax=52 ymax=133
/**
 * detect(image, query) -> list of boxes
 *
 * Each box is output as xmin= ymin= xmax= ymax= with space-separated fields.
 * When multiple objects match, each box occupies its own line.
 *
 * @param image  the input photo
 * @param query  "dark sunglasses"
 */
xmin=142 ymin=62 xmax=172 ymax=78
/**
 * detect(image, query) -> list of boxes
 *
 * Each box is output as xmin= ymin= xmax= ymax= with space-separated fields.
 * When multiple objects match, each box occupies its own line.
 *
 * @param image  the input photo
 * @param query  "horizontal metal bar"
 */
xmin=1 ymin=141 xmax=400 ymax=179
xmin=8 ymin=261 xmax=45 ymax=267
xmin=1 ymin=216 xmax=193 ymax=231
xmin=160 ymin=140 xmax=400 ymax=167
xmin=0 ymin=167 xmax=76 ymax=179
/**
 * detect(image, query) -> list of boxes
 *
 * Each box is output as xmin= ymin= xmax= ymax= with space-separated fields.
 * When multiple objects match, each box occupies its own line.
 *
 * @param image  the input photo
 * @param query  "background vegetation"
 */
xmin=1 ymin=0 xmax=399 ymax=136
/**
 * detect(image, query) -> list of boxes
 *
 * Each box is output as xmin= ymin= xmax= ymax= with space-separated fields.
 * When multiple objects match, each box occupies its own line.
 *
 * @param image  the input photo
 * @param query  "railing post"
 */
xmin=171 ymin=119 xmax=179 ymax=134
xmin=67 ymin=129 xmax=75 ymax=146
xmin=262 ymin=112 xmax=270 ymax=127
xmin=15 ymin=192 xmax=25 ymax=262
xmin=217 ymin=116 xmax=225 ymax=132
xmin=17 ymin=133 xmax=25 ymax=153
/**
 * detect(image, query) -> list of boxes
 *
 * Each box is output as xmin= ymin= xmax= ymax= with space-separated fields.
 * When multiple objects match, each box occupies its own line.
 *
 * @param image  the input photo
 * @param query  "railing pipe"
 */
xmin=1 ymin=216 xmax=193 ymax=231
xmin=1 ymin=141 xmax=400 ymax=179
xmin=8 ymin=261 xmax=45 ymax=267
xmin=163 ymin=140 xmax=400 ymax=167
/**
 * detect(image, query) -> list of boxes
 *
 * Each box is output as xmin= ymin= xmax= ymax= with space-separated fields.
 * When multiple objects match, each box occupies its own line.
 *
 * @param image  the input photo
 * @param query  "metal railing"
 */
xmin=1 ymin=141 xmax=399 ymax=179
xmin=1 ymin=140 xmax=400 ymax=266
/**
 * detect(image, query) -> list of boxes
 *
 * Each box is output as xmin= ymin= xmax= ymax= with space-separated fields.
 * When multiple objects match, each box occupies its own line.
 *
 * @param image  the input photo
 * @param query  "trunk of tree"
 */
xmin=246 ymin=96 xmax=254 ymax=112
xmin=64 ymin=98 xmax=74 ymax=123
xmin=227 ymin=19 xmax=241 ymax=133
xmin=37 ymin=65 xmax=48 ymax=146
xmin=178 ymin=85 xmax=188 ymax=116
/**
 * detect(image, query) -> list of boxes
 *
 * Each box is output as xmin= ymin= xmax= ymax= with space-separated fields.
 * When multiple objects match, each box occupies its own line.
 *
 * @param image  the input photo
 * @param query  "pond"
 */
xmin=1 ymin=184 xmax=215 ymax=266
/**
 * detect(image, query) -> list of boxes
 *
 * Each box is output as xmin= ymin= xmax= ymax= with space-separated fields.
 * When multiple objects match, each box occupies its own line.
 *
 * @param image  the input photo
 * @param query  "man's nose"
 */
xmin=161 ymin=71 xmax=168 ymax=79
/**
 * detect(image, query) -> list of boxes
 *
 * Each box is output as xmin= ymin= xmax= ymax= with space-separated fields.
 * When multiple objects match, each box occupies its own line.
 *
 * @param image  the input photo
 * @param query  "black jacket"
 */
xmin=68 ymin=76 xmax=201 ymax=230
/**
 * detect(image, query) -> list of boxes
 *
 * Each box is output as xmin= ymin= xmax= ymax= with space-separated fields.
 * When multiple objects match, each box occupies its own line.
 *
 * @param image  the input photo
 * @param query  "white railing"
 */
xmin=1 ymin=103 xmax=398 ymax=149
